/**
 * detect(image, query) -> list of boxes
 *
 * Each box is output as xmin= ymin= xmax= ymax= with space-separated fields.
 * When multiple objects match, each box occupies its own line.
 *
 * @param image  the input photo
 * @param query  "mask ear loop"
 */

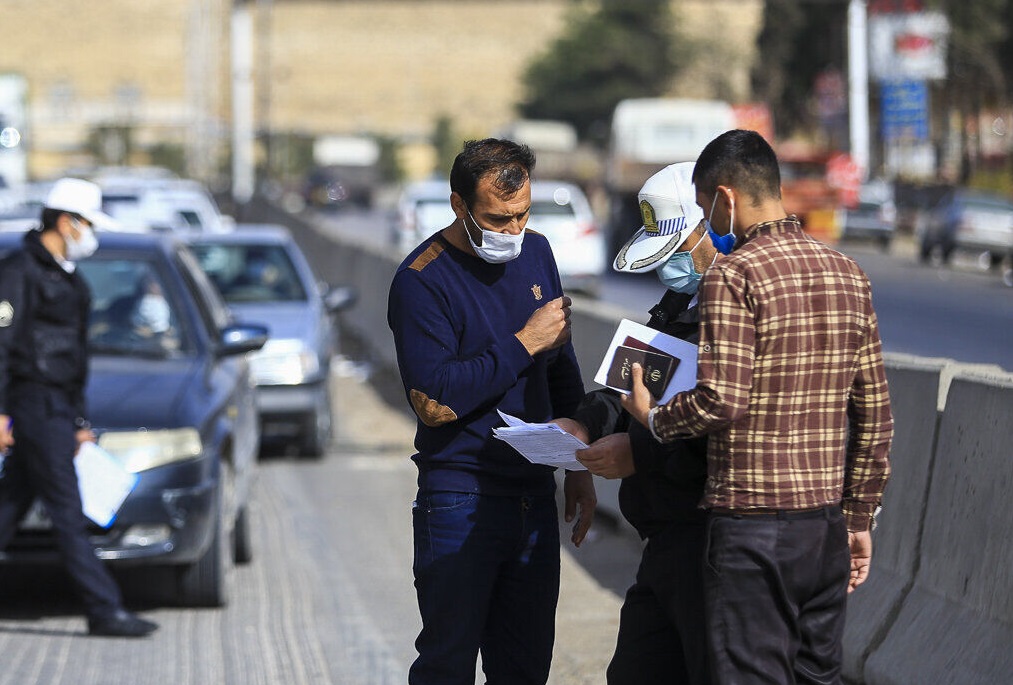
xmin=727 ymin=193 xmax=736 ymax=243
xmin=465 ymin=209 xmax=485 ymax=247
xmin=709 ymin=188 xmax=737 ymax=243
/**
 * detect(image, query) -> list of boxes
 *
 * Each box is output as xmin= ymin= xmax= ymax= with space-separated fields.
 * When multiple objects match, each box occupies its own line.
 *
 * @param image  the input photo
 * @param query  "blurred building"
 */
xmin=0 ymin=0 xmax=762 ymax=182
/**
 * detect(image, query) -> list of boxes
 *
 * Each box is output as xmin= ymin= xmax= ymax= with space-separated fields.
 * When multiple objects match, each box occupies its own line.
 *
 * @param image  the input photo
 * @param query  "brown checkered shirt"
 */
xmin=650 ymin=217 xmax=892 ymax=531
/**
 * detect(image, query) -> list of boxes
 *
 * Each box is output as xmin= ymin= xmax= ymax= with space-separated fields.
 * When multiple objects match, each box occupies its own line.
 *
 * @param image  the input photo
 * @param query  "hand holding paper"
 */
xmin=492 ymin=410 xmax=587 ymax=471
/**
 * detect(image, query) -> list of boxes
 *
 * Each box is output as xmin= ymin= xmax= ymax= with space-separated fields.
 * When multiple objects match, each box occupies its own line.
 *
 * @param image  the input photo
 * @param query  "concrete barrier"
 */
xmin=863 ymin=368 xmax=1013 ymax=685
xmin=841 ymin=355 xmax=946 ymax=682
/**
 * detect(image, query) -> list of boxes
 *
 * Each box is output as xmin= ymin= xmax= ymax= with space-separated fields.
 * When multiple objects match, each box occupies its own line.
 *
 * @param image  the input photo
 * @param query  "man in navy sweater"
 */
xmin=388 ymin=138 xmax=596 ymax=685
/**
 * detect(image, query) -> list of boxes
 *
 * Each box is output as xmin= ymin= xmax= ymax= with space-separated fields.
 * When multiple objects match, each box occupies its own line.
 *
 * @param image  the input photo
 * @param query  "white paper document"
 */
xmin=493 ymin=410 xmax=587 ymax=471
xmin=74 ymin=441 xmax=139 ymax=528
xmin=593 ymin=318 xmax=699 ymax=404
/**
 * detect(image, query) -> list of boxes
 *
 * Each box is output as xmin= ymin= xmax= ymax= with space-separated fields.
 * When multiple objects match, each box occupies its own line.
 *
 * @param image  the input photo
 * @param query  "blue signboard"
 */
xmin=881 ymin=80 xmax=929 ymax=141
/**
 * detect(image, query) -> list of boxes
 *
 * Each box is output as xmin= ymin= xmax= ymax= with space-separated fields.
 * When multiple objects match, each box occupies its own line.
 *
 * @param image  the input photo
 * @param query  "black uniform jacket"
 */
xmin=0 ymin=229 xmax=91 ymax=422
xmin=573 ymin=290 xmax=708 ymax=539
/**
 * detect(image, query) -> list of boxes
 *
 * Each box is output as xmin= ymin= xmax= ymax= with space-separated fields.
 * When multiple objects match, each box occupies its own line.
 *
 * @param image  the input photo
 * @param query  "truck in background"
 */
xmin=303 ymin=134 xmax=381 ymax=209
xmin=604 ymin=98 xmax=737 ymax=255
xmin=494 ymin=119 xmax=602 ymax=187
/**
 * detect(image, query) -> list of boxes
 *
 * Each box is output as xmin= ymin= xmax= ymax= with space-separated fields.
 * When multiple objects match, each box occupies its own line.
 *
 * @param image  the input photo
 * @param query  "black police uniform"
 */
xmin=0 ymin=228 xmax=124 ymax=621
xmin=572 ymin=289 xmax=711 ymax=685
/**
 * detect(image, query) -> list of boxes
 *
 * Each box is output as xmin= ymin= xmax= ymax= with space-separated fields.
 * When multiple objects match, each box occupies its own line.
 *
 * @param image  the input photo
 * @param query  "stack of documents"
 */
xmin=594 ymin=318 xmax=699 ymax=404
xmin=74 ymin=441 xmax=139 ymax=528
xmin=492 ymin=410 xmax=587 ymax=471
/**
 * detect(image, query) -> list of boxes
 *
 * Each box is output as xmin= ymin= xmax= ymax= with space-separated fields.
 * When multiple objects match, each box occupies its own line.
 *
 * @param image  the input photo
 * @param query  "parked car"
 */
xmin=528 ymin=180 xmax=606 ymax=296
xmin=393 ymin=179 xmax=455 ymax=253
xmin=0 ymin=180 xmax=54 ymax=232
xmin=840 ymin=180 xmax=896 ymax=250
xmin=919 ymin=189 xmax=1013 ymax=267
xmin=188 ymin=226 xmax=356 ymax=457
xmin=0 ymin=231 xmax=267 ymax=607
xmin=99 ymin=177 xmax=233 ymax=234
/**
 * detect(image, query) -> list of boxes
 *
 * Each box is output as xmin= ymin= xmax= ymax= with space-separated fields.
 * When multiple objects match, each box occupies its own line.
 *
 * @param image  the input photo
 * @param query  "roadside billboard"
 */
xmin=868 ymin=12 xmax=949 ymax=82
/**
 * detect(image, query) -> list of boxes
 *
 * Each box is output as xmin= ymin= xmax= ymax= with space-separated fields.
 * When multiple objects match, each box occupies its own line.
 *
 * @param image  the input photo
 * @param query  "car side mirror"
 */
xmin=322 ymin=284 xmax=357 ymax=313
xmin=218 ymin=323 xmax=269 ymax=356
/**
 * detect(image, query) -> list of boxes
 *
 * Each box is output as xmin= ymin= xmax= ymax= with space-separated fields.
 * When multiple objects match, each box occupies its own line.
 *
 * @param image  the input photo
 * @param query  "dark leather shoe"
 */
xmin=88 ymin=609 xmax=159 ymax=638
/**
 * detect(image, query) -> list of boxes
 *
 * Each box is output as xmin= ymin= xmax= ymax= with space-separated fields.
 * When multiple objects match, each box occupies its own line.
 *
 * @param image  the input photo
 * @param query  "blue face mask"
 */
xmin=657 ymin=253 xmax=701 ymax=294
xmin=656 ymin=230 xmax=705 ymax=294
xmin=706 ymin=191 xmax=736 ymax=255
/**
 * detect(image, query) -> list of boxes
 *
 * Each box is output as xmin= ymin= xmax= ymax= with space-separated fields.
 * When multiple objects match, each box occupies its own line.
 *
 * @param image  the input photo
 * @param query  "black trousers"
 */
xmin=0 ymin=384 xmax=123 ymax=620
xmin=607 ymin=518 xmax=711 ymax=685
xmin=703 ymin=506 xmax=850 ymax=685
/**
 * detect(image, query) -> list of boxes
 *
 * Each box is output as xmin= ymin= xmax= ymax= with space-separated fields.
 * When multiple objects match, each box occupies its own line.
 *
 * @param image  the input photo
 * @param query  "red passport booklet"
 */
xmin=605 ymin=345 xmax=679 ymax=400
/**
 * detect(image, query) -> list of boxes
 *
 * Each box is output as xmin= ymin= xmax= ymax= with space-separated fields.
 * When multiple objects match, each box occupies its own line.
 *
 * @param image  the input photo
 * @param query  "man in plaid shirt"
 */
xmin=622 ymin=130 xmax=892 ymax=685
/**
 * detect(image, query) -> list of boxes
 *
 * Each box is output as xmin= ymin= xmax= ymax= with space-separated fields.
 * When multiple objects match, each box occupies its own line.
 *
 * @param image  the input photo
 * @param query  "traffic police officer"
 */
xmin=0 ymin=178 xmax=158 ymax=637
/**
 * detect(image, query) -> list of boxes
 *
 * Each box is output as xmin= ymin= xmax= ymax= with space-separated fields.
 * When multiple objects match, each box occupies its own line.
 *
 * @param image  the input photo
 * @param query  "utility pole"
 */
xmin=848 ymin=0 xmax=871 ymax=180
xmin=231 ymin=0 xmax=255 ymax=208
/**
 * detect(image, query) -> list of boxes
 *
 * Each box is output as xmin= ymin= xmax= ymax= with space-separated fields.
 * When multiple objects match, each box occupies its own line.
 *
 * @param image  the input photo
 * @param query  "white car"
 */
xmin=393 ymin=179 xmax=456 ymax=253
xmin=100 ymin=177 xmax=233 ymax=234
xmin=528 ymin=180 xmax=606 ymax=296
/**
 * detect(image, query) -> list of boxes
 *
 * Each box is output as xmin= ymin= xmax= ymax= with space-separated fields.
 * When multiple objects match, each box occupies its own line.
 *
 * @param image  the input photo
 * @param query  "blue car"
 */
xmin=189 ymin=225 xmax=355 ymax=457
xmin=0 ymin=230 xmax=267 ymax=607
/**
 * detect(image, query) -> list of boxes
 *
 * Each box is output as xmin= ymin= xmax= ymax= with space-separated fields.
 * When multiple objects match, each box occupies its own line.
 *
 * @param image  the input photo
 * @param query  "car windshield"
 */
xmin=530 ymin=199 xmax=576 ymax=218
xmin=415 ymin=200 xmax=455 ymax=236
xmin=78 ymin=258 xmax=189 ymax=358
xmin=190 ymin=243 xmax=308 ymax=303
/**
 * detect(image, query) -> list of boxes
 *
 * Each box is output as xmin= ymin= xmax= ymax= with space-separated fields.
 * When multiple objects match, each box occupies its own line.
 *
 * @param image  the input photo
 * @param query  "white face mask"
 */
xmin=66 ymin=220 xmax=99 ymax=261
xmin=132 ymin=294 xmax=171 ymax=333
xmin=464 ymin=210 xmax=524 ymax=264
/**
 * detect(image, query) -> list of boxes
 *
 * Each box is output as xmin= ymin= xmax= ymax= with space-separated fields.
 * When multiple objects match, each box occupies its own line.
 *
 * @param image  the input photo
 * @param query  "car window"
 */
xmin=178 ymin=209 xmax=202 ymax=229
xmin=530 ymin=199 xmax=576 ymax=218
xmin=415 ymin=200 xmax=455 ymax=235
xmin=190 ymin=243 xmax=308 ymax=303
xmin=78 ymin=258 xmax=190 ymax=358
xmin=175 ymin=247 xmax=232 ymax=334
xmin=963 ymin=197 xmax=1013 ymax=213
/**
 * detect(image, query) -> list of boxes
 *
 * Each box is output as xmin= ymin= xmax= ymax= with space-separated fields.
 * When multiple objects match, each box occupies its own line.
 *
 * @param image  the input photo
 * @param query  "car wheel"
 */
xmin=177 ymin=485 xmax=232 ymax=607
xmin=232 ymin=504 xmax=253 ymax=565
xmin=300 ymin=385 xmax=333 ymax=458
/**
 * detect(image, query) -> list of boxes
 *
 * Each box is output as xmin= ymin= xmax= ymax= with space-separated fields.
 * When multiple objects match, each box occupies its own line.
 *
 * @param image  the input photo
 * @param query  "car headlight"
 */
xmin=98 ymin=428 xmax=203 ymax=473
xmin=249 ymin=338 xmax=320 ymax=385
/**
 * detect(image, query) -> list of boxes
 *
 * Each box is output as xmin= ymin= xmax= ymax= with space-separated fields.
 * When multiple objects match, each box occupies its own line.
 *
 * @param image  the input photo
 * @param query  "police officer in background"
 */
xmin=0 ymin=178 xmax=158 ymax=638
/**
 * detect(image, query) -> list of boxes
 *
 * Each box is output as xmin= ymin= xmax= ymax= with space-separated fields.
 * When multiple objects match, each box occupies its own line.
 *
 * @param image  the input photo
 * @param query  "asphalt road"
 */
xmin=308 ymin=205 xmax=1013 ymax=372
xmin=591 ymin=240 xmax=1013 ymax=372
xmin=0 ymin=368 xmax=635 ymax=685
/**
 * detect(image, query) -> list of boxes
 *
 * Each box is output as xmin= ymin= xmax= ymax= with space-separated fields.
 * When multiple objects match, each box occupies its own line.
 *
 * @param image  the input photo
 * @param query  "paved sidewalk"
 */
xmin=332 ymin=365 xmax=623 ymax=684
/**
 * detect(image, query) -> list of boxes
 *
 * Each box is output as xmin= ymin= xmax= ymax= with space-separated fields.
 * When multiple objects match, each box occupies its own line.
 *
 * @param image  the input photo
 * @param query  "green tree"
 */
xmin=519 ymin=0 xmax=687 ymax=143
xmin=431 ymin=114 xmax=461 ymax=177
xmin=751 ymin=0 xmax=848 ymax=141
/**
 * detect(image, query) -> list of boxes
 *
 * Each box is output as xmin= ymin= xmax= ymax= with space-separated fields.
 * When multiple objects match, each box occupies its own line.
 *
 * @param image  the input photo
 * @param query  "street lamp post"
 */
xmin=848 ymin=0 xmax=871 ymax=180
xmin=232 ymin=0 xmax=255 ymax=208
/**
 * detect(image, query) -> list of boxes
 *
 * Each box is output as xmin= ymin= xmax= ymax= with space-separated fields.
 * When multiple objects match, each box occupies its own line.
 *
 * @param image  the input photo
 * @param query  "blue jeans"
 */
xmin=409 ymin=491 xmax=560 ymax=685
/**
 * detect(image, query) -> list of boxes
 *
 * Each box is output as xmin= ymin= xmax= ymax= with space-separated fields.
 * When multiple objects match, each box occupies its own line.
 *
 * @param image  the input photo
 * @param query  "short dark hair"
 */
xmin=39 ymin=208 xmax=81 ymax=231
xmin=692 ymin=129 xmax=781 ymax=205
xmin=449 ymin=138 xmax=536 ymax=207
